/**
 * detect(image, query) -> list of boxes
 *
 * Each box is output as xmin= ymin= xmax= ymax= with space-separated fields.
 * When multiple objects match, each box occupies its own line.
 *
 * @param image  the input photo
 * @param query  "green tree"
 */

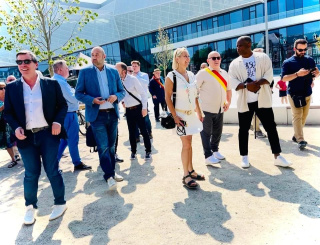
xmin=0 ymin=0 xmax=98 ymax=76
xmin=153 ymin=26 xmax=173 ymax=78
xmin=316 ymin=37 xmax=320 ymax=51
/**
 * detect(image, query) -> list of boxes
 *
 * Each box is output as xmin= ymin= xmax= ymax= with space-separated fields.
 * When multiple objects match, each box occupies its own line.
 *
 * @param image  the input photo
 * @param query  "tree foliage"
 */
xmin=153 ymin=26 xmax=173 ymax=78
xmin=316 ymin=37 xmax=320 ymax=52
xmin=0 ymin=0 xmax=98 ymax=76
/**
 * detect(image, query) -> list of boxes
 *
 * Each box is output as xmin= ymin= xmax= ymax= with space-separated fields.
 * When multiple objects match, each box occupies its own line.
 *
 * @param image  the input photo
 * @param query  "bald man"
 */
xmin=75 ymin=46 xmax=125 ymax=190
xmin=196 ymin=51 xmax=232 ymax=165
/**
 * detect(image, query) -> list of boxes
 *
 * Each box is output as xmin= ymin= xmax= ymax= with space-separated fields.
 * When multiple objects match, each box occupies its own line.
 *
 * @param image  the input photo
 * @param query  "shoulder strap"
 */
xmin=122 ymin=82 xmax=142 ymax=104
xmin=172 ymin=72 xmax=177 ymax=108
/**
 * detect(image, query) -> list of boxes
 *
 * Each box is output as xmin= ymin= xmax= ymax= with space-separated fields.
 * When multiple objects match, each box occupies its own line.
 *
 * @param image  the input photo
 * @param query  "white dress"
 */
xmin=167 ymin=70 xmax=203 ymax=136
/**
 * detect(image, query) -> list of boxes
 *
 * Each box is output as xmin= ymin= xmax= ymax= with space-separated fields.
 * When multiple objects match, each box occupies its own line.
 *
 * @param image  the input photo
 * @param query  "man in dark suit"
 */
xmin=75 ymin=46 xmax=125 ymax=190
xmin=149 ymin=68 xmax=167 ymax=122
xmin=4 ymin=50 xmax=68 ymax=225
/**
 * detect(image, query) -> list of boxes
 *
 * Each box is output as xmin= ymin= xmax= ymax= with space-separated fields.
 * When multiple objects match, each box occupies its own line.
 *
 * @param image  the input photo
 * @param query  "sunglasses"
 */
xmin=0 ymin=87 xmax=5 ymax=90
xmin=16 ymin=59 xmax=34 ymax=65
xmin=128 ymin=70 xmax=133 ymax=73
xmin=296 ymin=48 xmax=308 ymax=52
xmin=208 ymin=57 xmax=221 ymax=61
xmin=7 ymin=80 xmax=15 ymax=82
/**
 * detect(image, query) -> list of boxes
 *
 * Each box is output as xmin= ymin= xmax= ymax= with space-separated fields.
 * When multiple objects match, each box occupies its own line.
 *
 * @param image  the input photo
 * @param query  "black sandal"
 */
xmin=189 ymin=170 xmax=205 ymax=180
xmin=8 ymin=161 xmax=18 ymax=168
xmin=182 ymin=174 xmax=198 ymax=189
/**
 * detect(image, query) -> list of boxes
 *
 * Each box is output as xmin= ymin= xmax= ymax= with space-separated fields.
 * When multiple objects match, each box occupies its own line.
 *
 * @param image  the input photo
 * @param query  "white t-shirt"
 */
xmin=243 ymin=55 xmax=259 ymax=103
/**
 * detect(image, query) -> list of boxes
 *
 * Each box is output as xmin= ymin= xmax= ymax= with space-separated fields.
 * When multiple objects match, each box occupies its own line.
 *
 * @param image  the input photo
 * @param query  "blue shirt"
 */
xmin=53 ymin=73 xmax=79 ymax=112
xmin=281 ymin=55 xmax=315 ymax=96
xmin=94 ymin=65 xmax=113 ymax=109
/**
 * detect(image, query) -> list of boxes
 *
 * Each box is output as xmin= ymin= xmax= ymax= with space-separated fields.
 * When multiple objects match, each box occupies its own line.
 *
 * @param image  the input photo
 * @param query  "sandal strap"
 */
xmin=189 ymin=170 xmax=195 ymax=174
xmin=182 ymin=174 xmax=192 ymax=180
xmin=187 ymin=179 xmax=197 ymax=186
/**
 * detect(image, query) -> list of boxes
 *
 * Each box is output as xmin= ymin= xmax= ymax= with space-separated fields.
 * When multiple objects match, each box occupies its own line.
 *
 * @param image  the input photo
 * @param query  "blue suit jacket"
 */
xmin=75 ymin=65 xmax=125 ymax=122
xmin=4 ymin=78 xmax=68 ymax=146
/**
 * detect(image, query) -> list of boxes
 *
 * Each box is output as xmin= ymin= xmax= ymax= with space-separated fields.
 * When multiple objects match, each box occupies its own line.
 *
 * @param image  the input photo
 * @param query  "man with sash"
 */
xmin=228 ymin=36 xmax=291 ymax=168
xmin=149 ymin=68 xmax=167 ymax=122
xmin=196 ymin=51 xmax=232 ymax=166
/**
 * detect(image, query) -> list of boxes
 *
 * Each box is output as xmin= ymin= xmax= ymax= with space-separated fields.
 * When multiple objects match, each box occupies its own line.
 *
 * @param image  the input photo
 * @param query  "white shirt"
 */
xmin=135 ymin=71 xmax=149 ymax=95
xmin=21 ymin=75 xmax=49 ymax=130
xmin=122 ymin=74 xmax=148 ymax=109
xmin=242 ymin=55 xmax=259 ymax=103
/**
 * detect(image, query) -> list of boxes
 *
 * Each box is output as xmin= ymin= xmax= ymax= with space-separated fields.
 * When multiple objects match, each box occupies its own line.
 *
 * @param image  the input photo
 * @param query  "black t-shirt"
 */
xmin=281 ymin=55 xmax=315 ymax=96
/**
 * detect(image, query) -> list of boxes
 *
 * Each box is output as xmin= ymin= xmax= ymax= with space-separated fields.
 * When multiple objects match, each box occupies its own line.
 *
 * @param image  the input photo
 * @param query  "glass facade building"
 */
xmin=0 ymin=0 xmax=319 ymax=79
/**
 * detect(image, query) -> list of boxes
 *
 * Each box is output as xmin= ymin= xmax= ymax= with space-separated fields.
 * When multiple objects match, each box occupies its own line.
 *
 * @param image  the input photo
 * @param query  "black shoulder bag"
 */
xmin=161 ymin=72 xmax=176 ymax=129
xmin=122 ymin=83 xmax=142 ymax=104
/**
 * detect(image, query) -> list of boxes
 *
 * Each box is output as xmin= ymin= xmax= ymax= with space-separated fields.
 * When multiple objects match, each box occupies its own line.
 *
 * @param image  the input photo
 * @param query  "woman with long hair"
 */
xmin=165 ymin=48 xmax=204 ymax=189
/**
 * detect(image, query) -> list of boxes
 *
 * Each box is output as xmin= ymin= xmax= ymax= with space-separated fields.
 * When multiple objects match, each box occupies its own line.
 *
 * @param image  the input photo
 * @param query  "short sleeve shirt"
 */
xmin=281 ymin=56 xmax=315 ymax=96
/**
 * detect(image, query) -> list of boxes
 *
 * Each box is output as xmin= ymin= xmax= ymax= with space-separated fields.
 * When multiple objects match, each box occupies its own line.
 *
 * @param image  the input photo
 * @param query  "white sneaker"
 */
xmin=241 ymin=156 xmax=250 ymax=168
xmin=24 ymin=205 xmax=35 ymax=225
xmin=213 ymin=152 xmax=225 ymax=160
xmin=114 ymin=173 xmax=124 ymax=182
xmin=274 ymin=155 xmax=292 ymax=167
xmin=49 ymin=204 xmax=67 ymax=221
xmin=205 ymin=155 xmax=220 ymax=166
xmin=107 ymin=177 xmax=117 ymax=190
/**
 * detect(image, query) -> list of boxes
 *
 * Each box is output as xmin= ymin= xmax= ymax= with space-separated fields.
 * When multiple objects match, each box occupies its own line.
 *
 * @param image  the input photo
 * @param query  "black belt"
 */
xmin=29 ymin=126 xmax=49 ymax=133
xmin=99 ymin=108 xmax=115 ymax=112
xmin=126 ymin=105 xmax=139 ymax=110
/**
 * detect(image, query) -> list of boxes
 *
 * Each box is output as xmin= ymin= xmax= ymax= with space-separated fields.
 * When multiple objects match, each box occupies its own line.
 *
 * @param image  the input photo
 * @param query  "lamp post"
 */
xmin=264 ymin=0 xmax=269 ymax=56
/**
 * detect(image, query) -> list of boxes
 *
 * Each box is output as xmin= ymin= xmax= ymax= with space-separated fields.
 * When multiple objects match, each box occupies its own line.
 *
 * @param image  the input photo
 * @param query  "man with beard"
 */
xmin=149 ymin=68 xmax=166 ymax=122
xmin=75 ymin=46 xmax=125 ymax=190
xmin=281 ymin=39 xmax=319 ymax=150
xmin=228 ymin=36 xmax=291 ymax=168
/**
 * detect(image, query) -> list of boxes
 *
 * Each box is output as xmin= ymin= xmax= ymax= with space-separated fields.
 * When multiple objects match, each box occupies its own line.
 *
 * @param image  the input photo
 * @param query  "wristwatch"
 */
xmin=243 ymin=84 xmax=247 ymax=89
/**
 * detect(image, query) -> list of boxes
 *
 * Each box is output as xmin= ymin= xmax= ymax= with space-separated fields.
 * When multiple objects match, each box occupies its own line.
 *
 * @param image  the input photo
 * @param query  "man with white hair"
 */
xmin=196 ymin=51 xmax=232 ymax=166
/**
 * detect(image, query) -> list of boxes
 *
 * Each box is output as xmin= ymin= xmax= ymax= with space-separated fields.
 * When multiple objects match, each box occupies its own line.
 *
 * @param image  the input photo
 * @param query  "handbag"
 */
xmin=86 ymin=125 xmax=97 ymax=152
xmin=291 ymin=95 xmax=306 ymax=108
xmin=161 ymin=72 xmax=177 ymax=129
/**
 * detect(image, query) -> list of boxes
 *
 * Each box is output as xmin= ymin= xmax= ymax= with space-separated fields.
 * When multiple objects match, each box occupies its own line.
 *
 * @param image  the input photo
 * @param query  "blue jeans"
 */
xmin=18 ymin=129 xmax=66 ymax=208
xmin=57 ymin=112 xmax=81 ymax=166
xmin=90 ymin=110 xmax=118 ymax=180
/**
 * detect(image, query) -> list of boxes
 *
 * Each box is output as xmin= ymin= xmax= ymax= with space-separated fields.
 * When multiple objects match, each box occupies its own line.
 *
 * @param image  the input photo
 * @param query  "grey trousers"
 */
xmin=200 ymin=111 xmax=224 ymax=158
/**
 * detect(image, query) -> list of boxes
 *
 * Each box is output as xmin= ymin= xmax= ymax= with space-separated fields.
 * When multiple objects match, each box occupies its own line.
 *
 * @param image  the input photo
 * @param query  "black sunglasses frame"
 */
xmin=16 ymin=59 xmax=34 ymax=65
xmin=0 ymin=87 xmax=6 ymax=90
xmin=208 ymin=57 xmax=221 ymax=61
xmin=296 ymin=48 xmax=308 ymax=52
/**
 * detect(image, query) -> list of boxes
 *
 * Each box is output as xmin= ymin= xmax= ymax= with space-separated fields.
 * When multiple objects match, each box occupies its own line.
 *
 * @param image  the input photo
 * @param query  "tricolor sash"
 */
xmin=204 ymin=68 xmax=227 ymax=91
xmin=154 ymin=77 xmax=165 ymax=89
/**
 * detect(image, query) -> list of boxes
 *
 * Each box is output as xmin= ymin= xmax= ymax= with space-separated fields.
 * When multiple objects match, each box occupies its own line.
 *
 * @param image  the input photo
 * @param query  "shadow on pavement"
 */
xmin=208 ymin=161 xmax=320 ymax=218
xmin=172 ymin=189 xmax=234 ymax=243
xmin=68 ymin=171 xmax=133 ymax=244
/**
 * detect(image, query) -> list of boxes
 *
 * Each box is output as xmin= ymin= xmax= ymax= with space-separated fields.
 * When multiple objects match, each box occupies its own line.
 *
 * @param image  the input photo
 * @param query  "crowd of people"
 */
xmin=1 ymin=36 xmax=319 ymax=225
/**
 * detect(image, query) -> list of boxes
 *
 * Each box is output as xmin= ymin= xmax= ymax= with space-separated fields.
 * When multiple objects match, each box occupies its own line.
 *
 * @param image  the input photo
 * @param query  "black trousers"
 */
xmin=200 ymin=111 xmax=224 ymax=158
xmin=238 ymin=102 xmax=281 ymax=156
xmin=153 ymin=99 xmax=167 ymax=120
xmin=126 ymin=104 xmax=151 ymax=154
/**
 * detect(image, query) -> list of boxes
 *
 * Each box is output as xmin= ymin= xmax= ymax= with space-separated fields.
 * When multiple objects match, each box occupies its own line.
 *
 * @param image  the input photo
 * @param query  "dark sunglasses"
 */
xmin=208 ymin=57 xmax=221 ymax=61
xmin=128 ymin=70 xmax=133 ymax=73
xmin=296 ymin=48 xmax=308 ymax=52
xmin=0 ymin=87 xmax=5 ymax=90
xmin=16 ymin=59 xmax=34 ymax=65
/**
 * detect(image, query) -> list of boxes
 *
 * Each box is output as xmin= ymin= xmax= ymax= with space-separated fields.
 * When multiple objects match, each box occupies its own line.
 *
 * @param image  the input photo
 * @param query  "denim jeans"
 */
xmin=57 ymin=112 xmax=81 ymax=166
xmin=200 ymin=111 xmax=224 ymax=158
xmin=238 ymin=102 xmax=281 ymax=156
xmin=18 ymin=129 xmax=66 ymax=208
xmin=126 ymin=104 xmax=151 ymax=154
xmin=90 ymin=110 xmax=118 ymax=180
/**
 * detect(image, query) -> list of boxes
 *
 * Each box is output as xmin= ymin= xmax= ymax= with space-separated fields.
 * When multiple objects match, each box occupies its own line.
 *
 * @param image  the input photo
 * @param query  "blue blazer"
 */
xmin=4 ymin=78 xmax=68 ymax=146
xmin=75 ymin=65 xmax=125 ymax=122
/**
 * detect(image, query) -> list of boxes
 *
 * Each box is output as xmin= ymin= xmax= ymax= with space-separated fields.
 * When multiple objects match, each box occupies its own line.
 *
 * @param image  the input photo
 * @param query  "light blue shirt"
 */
xmin=94 ymin=65 xmax=113 ymax=109
xmin=53 ymin=73 xmax=79 ymax=112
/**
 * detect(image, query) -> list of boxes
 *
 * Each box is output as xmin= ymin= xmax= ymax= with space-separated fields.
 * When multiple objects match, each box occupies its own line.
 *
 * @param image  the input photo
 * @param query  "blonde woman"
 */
xmin=165 ymin=48 xmax=204 ymax=189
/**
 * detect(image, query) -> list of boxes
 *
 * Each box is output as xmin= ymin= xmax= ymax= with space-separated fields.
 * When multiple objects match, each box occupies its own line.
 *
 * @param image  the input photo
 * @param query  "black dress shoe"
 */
xmin=74 ymin=162 xmax=92 ymax=171
xmin=115 ymin=155 xmax=124 ymax=163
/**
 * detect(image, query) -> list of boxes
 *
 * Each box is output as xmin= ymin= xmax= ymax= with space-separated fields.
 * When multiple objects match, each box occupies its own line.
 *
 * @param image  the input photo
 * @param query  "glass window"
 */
xmin=173 ymin=28 xmax=177 ymax=43
xmin=207 ymin=18 xmax=213 ymax=30
xmin=287 ymin=24 xmax=303 ymax=44
xmin=256 ymin=4 xmax=264 ymax=23
xmin=294 ymin=0 xmax=303 ymax=9
xmin=138 ymin=36 xmax=145 ymax=52
xmin=187 ymin=24 xmax=192 ymax=36
xmin=144 ymin=35 xmax=150 ymax=51
xmin=217 ymin=40 xmax=225 ymax=54
xmin=286 ymin=0 xmax=294 ymax=11
xmin=303 ymin=0 xmax=319 ymax=7
xmin=191 ymin=22 xmax=197 ymax=34
xmin=208 ymin=42 xmax=216 ymax=52
xmin=243 ymin=7 xmax=250 ymax=21
xmin=230 ymin=10 xmax=242 ymax=28
xmin=268 ymin=0 xmax=278 ymax=15
xmin=182 ymin=25 xmax=188 ymax=38
xmin=224 ymin=13 xmax=230 ymax=25
xmin=218 ymin=15 xmax=224 ymax=27
xmin=202 ymin=20 xmax=208 ymax=31
xmin=304 ymin=21 xmax=320 ymax=41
